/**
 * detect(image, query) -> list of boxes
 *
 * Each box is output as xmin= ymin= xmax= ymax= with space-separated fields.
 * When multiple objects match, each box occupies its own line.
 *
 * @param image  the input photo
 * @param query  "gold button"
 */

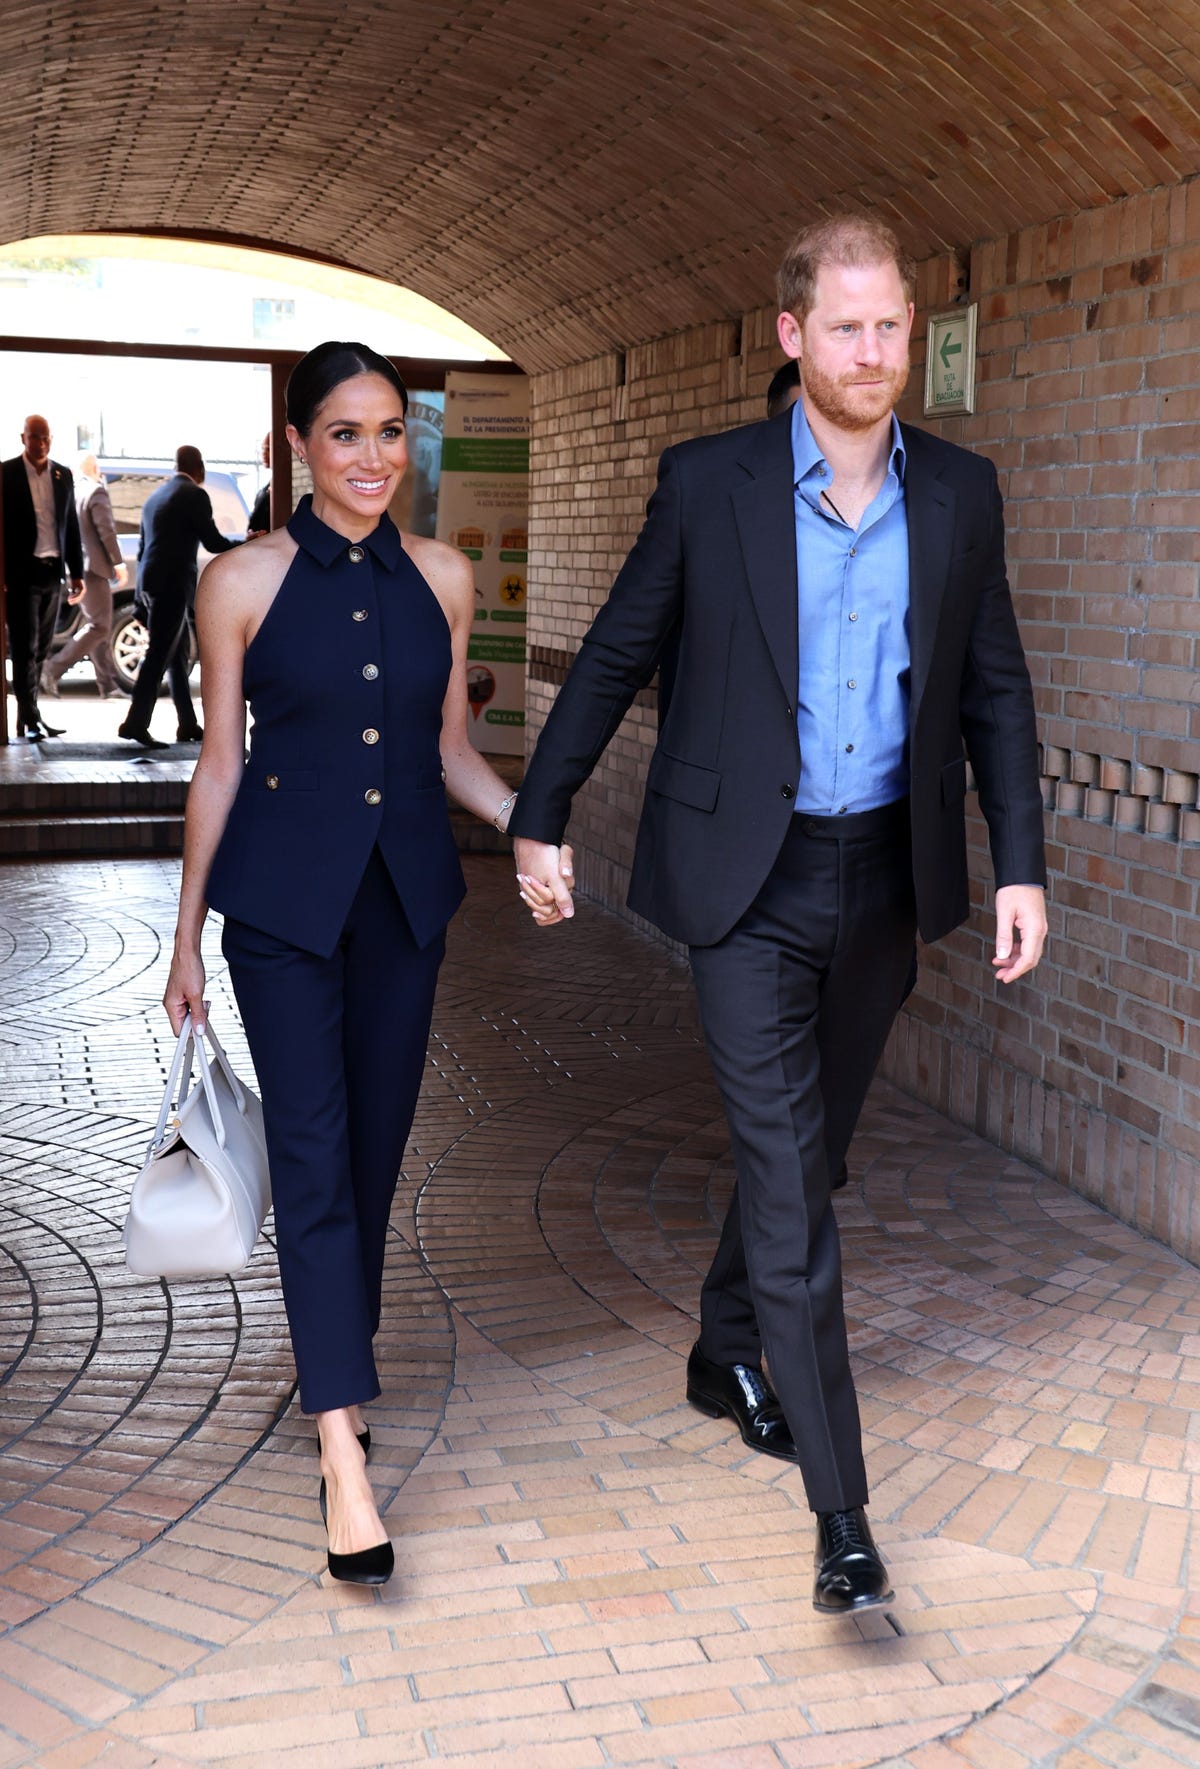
xmin=265 ymin=774 xmax=279 ymax=790
xmin=348 ymin=545 xmax=365 ymax=563
xmin=363 ymin=727 xmax=380 ymax=745
xmin=363 ymin=664 xmax=378 ymax=680
xmin=352 ymin=609 xmax=368 ymax=621
xmin=364 ymin=788 xmax=382 ymax=806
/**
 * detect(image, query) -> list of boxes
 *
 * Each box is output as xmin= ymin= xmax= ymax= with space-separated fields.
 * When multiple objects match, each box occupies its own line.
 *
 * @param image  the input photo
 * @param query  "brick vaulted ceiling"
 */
xmin=5 ymin=1 xmax=1200 ymax=370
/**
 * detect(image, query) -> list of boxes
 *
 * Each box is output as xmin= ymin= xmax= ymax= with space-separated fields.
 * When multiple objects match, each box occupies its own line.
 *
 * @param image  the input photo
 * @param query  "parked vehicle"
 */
xmin=52 ymin=461 xmax=249 ymax=692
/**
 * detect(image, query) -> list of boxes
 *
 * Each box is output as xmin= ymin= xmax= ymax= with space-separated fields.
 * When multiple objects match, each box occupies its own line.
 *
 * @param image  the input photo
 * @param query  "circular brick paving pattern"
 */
xmin=0 ymin=856 xmax=1196 ymax=1768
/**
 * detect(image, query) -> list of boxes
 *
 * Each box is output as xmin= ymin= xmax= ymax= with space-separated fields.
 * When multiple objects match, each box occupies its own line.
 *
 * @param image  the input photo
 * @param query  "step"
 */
xmin=0 ymin=813 xmax=185 ymax=858
xmin=0 ymin=801 xmax=512 ymax=862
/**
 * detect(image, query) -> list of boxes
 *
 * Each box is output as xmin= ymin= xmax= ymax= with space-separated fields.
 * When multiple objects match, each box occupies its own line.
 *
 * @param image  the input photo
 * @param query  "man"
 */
xmin=2 ymin=415 xmax=85 ymax=739
xmin=43 ymin=455 xmax=128 ymax=699
xmin=247 ymin=432 xmax=271 ymax=536
xmin=510 ymin=216 xmax=1047 ymax=1614
xmin=118 ymin=445 xmax=238 ymax=748
xmin=766 ymin=357 xmax=801 ymax=418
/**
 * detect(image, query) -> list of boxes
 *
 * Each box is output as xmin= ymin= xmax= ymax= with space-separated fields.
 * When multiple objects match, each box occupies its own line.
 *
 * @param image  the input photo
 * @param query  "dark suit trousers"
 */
xmin=5 ymin=566 xmax=62 ymax=721
xmin=126 ymin=590 xmax=194 ymax=732
xmin=689 ymin=801 xmax=917 ymax=1515
xmin=221 ymin=849 xmax=444 ymax=1414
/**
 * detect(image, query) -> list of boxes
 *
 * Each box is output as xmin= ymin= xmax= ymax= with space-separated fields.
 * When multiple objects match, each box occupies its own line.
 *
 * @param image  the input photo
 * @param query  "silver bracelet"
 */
xmin=493 ymin=791 xmax=518 ymax=829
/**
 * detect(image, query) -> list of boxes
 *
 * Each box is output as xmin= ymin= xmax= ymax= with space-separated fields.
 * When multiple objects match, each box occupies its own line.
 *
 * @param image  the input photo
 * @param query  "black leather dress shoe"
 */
xmin=176 ymin=723 xmax=204 ymax=742
xmin=318 ymin=1477 xmax=394 ymax=1586
xmin=686 ymin=1343 xmax=796 ymax=1461
xmin=813 ymin=1507 xmax=893 ymax=1613
xmin=118 ymin=721 xmax=170 ymax=749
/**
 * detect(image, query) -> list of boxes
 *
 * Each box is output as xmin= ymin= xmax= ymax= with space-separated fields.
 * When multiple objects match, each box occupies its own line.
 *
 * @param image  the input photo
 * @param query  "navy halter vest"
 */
xmin=205 ymin=496 xmax=466 ymax=956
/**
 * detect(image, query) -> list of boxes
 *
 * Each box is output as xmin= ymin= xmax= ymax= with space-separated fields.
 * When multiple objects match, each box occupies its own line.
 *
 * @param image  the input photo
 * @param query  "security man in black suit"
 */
xmin=2 ymin=415 xmax=85 ymax=739
xmin=510 ymin=216 xmax=1048 ymax=1614
xmin=118 ymin=445 xmax=239 ymax=749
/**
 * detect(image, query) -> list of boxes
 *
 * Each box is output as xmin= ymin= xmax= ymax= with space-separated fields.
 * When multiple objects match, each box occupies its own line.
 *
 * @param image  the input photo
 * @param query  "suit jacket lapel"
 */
xmin=731 ymin=417 xmax=798 ymax=705
xmin=52 ymin=463 xmax=68 ymax=532
xmin=903 ymin=427 xmax=955 ymax=716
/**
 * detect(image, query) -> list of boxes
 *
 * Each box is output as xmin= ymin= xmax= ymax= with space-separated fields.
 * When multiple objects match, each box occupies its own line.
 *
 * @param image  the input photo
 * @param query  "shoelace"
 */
xmin=732 ymin=1364 xmax=770 ymax=1409
xmin=822 ymin=1509 xmax=870 ymax=1553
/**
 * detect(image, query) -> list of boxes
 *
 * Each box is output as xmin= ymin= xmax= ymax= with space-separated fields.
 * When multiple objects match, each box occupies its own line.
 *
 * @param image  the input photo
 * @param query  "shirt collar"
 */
xmin=287 ymin=493 xmax=402 ymax=569
xmin=790 ymin=398 xmax=906 ymax=488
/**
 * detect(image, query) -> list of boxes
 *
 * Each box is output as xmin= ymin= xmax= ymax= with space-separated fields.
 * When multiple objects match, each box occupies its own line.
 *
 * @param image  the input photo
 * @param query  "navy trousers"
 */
xmin=689 ymin=801 xmax=917 ymax=1515
xmin=127 ymin=589 xmax=194 ymax=734
xmin=222 ymin=848 xmax=444 ymax=1414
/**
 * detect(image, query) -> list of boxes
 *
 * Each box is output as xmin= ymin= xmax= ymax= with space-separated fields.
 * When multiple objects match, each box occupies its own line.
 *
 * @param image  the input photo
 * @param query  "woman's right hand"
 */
xmin=164 ymin=948 xmax=207 ymax=1036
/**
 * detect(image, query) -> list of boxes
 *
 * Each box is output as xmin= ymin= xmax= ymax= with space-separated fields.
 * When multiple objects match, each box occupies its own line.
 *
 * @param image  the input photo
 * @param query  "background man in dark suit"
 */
xmin=510 ymin=215 xmax=1047 ymax=1615
xmin=766 ymin=356 xmax=801 ymax=418
xmin=246 ymin=432 xmax=272 ymax=536
xmin=2 ymin=414 xmax=85 ymax=739
xmin=118 ymin=444 xmax=239 ymax=749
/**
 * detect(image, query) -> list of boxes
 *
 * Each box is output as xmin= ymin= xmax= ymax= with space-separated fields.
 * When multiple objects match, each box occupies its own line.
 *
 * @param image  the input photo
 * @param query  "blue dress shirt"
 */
xmin=791 ymin=400 xmax=911 ymax=814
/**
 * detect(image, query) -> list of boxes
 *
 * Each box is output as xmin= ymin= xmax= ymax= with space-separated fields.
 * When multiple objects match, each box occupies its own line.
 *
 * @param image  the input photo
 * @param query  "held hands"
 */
xmin=163 ymin=949 xmax=208 ymax=1036
xmin=992 ymin=884 xmax=1047 ymax=985
xmin=514 ymin=837 xmax=576 ymax=927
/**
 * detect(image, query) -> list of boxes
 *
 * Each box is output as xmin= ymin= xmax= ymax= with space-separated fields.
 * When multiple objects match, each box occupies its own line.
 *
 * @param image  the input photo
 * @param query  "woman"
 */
xmin=164 ymin=342 xmax=560 ymax=1585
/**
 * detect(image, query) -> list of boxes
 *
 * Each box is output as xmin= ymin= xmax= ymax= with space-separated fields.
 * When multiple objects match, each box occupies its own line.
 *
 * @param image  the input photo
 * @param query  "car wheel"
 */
xmin=110 ymin=604 xmax=198 ymax=694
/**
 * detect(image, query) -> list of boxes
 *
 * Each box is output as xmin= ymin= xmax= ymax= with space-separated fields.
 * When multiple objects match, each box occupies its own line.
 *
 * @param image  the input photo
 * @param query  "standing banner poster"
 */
xmin=435 ymin=372 xmax=529 ymax=754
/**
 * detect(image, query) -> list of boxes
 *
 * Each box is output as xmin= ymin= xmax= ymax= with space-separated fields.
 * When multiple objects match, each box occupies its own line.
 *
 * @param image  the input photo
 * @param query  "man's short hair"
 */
xmin=766 ymin=359 xmax=801 ymax=418
xmin=175 ymin=444 xmax=204 ymax=478
xmin=777 ymin=215 xmax=917 ymax=321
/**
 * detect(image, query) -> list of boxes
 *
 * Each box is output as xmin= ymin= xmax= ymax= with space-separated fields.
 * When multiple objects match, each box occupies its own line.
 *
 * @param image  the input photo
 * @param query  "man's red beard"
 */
xmin=801 ymin=358 xmax=909 ymax=432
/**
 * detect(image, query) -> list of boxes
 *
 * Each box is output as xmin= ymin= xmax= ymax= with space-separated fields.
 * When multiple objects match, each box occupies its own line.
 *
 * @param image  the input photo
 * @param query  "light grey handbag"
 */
xmin=124 ymin=1013 xmax=271 ymax=1278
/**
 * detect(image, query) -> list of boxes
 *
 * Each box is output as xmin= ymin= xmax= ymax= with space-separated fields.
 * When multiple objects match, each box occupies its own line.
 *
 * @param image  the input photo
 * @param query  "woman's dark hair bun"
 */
xmin=285 ymin=341 xmax=409 ymax=436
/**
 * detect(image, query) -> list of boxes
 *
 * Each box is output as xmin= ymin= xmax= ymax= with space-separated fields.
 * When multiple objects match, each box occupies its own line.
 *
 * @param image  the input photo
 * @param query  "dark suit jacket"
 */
xmin=2 ymin=455 xmax=83 ymax=584
xmin=509 ymin=411 xmax=1046 ymax=948
xmin=138 ymin=474 xmax=237 ymax=599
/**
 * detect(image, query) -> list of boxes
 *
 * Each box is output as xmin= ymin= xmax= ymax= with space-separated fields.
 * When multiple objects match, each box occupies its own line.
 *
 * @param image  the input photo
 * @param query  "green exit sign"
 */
xmin=923 ymin=304 xmax=978 ymax=417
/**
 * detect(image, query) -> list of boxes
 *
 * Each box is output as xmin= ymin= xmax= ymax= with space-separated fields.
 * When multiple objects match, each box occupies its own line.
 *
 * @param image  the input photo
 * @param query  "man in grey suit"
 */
xmin=44 ymin=455 xmax=127 ymax=699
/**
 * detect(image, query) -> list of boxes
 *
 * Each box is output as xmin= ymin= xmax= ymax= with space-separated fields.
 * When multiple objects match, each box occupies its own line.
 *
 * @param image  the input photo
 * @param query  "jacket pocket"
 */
xmin=940 ymin=756 xmax=967 ymax=806
xmin=645 ymin=749 xmax=721 ymax=812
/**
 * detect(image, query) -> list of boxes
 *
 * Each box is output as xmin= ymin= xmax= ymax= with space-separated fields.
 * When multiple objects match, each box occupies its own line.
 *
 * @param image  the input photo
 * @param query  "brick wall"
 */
xmin=524 ymin=181 xmax=1200 ymax=1264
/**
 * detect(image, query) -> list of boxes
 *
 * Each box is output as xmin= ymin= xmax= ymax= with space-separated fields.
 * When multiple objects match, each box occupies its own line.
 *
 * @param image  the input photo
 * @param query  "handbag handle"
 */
xmin=151 ymin=1013 xmax=242 ymax=1154
xmin=197 ymin=1017 xmax=248 ymax=1116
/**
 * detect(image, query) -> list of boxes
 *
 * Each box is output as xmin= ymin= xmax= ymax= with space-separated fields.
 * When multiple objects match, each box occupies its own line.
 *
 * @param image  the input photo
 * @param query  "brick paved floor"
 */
xmin=1 ymin=852 xmax=1198 ymax=1768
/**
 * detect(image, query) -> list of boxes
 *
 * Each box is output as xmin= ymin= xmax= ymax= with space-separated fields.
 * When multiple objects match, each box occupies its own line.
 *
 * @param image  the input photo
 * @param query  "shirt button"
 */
xmin=780 ymin=783 xmax=794 ymax=800
xmin=849 ymin=612 xmax=858 ymax=622
xmin=849 ymin=546 xmax=857 ymax=557
xmin=847 ymin=679 xmax=857 ymax=689
xmin=352 ymin=609 xmax=368 ymax=621
xmin=838 ymin=806 xmax=848 ymax=814
xmin=363 ymin=664 xmax=379 ymax=680
xmin=845 ymin=743 xmax=854 ymax=753
xmin=265 ymin=774 xmax=279 ymax=790
xmin=364 ymin=788 xmax=382 ymax=806
xmin=348 ymin=545 xmax=365 ymax=563
xmin=363 ymin=727 xmax=380 ymax=745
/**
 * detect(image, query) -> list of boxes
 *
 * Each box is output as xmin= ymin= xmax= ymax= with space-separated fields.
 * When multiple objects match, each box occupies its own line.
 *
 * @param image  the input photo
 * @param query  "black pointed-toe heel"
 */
xmin=316 ymin=1427 xmax=370 ymax=1460
xmin=318 ymin=1477 xmax=393 ymax=1586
